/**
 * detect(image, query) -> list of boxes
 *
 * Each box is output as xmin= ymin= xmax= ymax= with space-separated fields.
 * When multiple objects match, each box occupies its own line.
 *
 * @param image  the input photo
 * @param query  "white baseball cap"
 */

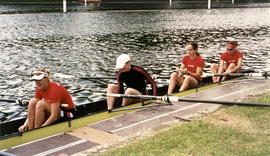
xmin=115 ymin=54 xmax=131 ymax=69
xmin=30 ymin=68 xmax=49 ymax=81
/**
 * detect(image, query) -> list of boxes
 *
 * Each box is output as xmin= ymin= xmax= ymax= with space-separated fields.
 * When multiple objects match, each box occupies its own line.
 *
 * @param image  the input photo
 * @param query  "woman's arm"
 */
xmin=186 ymin=66 xmax=203 ymax=80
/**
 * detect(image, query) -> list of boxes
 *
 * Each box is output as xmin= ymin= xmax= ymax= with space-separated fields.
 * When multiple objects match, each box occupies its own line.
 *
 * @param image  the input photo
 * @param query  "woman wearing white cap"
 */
xmin=106 ymin=54 xmax=157 ymax=112
xmin=18 ymin=68 xmax=75 ymax=132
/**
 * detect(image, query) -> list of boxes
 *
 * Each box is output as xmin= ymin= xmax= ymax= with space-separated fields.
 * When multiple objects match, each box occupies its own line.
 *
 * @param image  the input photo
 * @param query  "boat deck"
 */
xmin=3 ymin=78 xmax=270 ymax=156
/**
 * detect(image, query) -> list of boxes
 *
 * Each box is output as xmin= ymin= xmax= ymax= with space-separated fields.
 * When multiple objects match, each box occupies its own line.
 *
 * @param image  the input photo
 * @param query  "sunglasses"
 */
xmin=227 ymin=48 xmax=234 ymax=51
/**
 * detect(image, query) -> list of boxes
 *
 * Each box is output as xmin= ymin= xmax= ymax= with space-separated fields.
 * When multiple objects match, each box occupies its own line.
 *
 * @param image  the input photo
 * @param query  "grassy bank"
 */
xmin=100 ymin=93 xmax=270 ymax=156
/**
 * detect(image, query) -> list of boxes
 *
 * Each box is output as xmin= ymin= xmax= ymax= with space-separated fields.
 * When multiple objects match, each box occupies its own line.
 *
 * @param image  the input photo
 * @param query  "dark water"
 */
xmin=0 ymin=7 xmax=270 ymax=121
xmin=1 ymin=1 xmax=270 ymax=14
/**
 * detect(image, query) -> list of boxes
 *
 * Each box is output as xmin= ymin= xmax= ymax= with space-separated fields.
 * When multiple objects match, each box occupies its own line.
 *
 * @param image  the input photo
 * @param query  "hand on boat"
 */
xmin=18 ymin=124 xmax=28 ymax=132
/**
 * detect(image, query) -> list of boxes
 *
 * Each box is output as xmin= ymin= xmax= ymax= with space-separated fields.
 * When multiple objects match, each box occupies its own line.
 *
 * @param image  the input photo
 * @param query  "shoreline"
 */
xmin=1 ymin=2 xmax=270 ymax=14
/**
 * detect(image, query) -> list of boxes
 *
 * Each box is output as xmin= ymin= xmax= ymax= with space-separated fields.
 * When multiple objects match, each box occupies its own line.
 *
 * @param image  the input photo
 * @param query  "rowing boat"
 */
xmin=0 ymin=76 xmax=220 ymax=148
xmin=0 ymin=70 xmax=260 ymax=150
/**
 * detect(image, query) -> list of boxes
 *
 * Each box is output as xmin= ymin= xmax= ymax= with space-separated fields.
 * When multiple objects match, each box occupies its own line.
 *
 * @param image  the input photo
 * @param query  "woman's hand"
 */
xmin=180 ymin=69 xmax=189 ymax=74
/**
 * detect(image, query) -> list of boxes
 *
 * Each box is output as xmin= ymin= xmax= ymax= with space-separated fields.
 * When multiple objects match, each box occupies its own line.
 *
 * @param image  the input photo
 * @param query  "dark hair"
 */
xmin=227 ymin=41 xmax=238 ymax=47
xmin=187 ymin=42 xmax=199 ymax=56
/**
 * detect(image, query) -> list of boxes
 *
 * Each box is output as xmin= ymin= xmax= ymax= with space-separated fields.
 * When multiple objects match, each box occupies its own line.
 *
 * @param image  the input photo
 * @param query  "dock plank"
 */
xmin=68 ymin=127 xmax=121 ymax=145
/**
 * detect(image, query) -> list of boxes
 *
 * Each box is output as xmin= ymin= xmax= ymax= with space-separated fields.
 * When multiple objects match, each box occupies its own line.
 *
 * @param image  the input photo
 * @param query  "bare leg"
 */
xmin=222 ymin=63 xmax=236 ymax=81
xmin=179 ymin=76 xmax=198 ymax=92
xmin=18 ymin=98 xmax=39 ymax=132
xmin=106 ymin=84 xmax=119 ymax=110
xmin=27 ymin=98 xmax=39 ymax=130
xmin=210 ymin=64 xmax=219 ymax=83
xmin=167 ymin=72 xmax=184 ymax=94
xmin=35 ymin=100 xmax=51 ymax=128
xmin=122 ymin=88 xmax=141 ymax=106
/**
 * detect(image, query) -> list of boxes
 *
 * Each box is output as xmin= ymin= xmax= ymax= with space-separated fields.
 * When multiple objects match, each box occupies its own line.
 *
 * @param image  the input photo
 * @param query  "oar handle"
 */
xmin=0 ymin=99 xmax=29 ymax=106
xmin=16 ymin=99 xmax=29 ymax=106
xmin=152 ymin=74 xmax=170 ymax=79
xmin=82 ymin=75 xmax=170 ymax=80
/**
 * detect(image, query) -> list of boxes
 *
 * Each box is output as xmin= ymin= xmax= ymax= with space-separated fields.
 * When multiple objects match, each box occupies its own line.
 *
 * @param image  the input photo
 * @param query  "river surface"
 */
xmin=0 ymin=7 xmax=270 ymax=121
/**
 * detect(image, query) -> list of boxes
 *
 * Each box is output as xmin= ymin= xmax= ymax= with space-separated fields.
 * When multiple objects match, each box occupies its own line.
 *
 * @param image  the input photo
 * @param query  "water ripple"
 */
xmin=0 ymin=8 xmax=270 ymax=119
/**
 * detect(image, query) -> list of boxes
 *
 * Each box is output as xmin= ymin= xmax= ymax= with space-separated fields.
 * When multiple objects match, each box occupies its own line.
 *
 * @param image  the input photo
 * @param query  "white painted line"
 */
xmin=4 ymin=133 xmax=64 ymax=150
xmin=33 ymin=139 xmax=88 ymax=156
xmin=110 ymin=84 xmax=264 ymax=133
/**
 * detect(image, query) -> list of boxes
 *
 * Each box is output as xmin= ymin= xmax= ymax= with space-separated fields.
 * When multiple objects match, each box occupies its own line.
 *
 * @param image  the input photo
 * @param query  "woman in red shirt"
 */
xmin=18 ymin=68 xmax=75 ymax=132
xmin=210 ymin=41 xmax=243 ymax=83
xmin=167 ymin=43 xmax=205 ymax=94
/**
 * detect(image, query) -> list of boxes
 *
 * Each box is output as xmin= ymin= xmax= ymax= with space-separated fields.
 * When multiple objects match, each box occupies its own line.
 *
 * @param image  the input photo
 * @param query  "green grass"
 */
xmin=99 ymin=93 xmax=270 ymax=156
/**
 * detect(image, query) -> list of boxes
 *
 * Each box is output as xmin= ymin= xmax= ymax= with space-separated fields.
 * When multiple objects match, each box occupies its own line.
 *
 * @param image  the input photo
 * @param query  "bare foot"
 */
xmin=18 ymin=125 xmax=28 ymax=132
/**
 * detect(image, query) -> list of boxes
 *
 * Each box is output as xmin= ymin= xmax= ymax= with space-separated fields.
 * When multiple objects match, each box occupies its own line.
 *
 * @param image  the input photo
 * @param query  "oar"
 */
xmin=3 ymin=107 xmax=27 ymax=123
xmin=96 ymin=93 xmax=270 ymax=107
xmin=79 ymin=68 xmax=260 ymax=80
xmin=0 ymin=99 xmax=16 ymax=103
xmin=203 ymin=72 xmax=270 ymax=78
xmin=0 ymin=112 xmax=8 ymax=122
xmin=80 ymin=75 xmax=171 ymax=80
xmin=1 ymin=99 xmax=29 ymax=123
xmin=80 ymin=73 xmax=258 ymax=80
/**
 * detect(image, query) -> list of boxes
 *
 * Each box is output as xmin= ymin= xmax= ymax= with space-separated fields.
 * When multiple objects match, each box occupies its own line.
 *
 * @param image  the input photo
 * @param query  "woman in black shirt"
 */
xmin=106 ymin=54 xmax=157 ymax=112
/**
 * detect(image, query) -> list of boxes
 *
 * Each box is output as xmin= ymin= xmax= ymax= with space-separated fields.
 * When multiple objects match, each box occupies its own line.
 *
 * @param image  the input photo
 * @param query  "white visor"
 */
xmin=115 ymin=54 xmax=131 ymax=69
xmin=30 ymin=71 xmax=48 ymax=81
